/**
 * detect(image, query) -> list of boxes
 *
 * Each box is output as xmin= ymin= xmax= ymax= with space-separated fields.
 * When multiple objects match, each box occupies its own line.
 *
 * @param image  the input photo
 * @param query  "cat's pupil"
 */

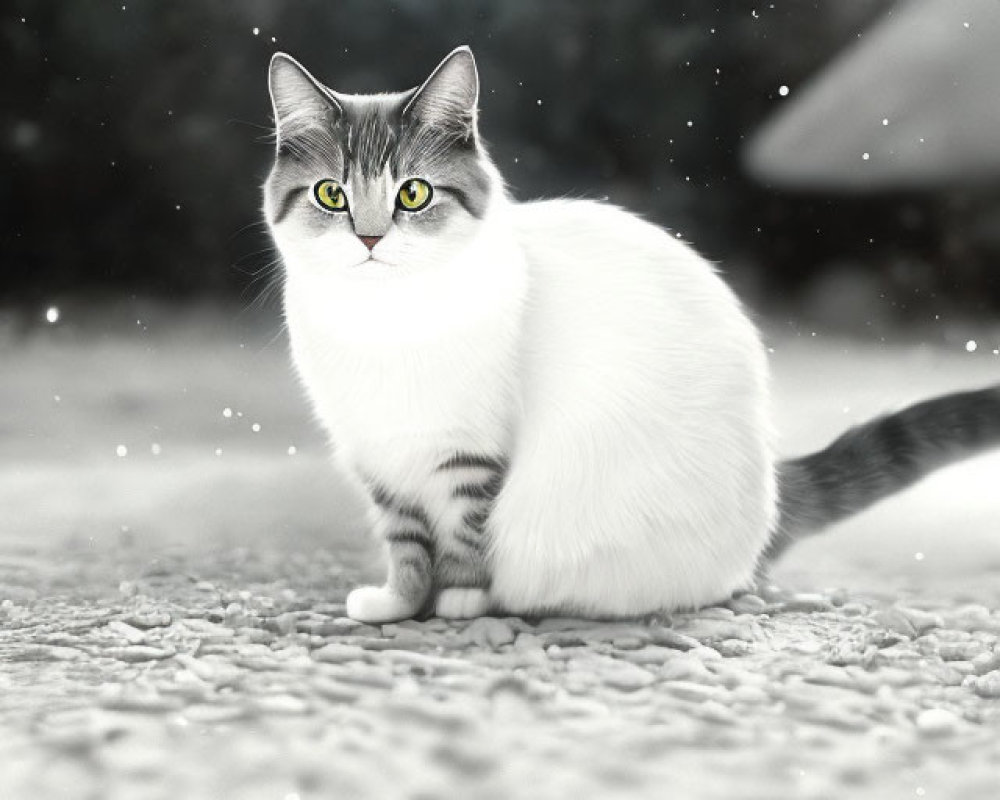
xmin=404 ymin=183 xmax=416 ymax=200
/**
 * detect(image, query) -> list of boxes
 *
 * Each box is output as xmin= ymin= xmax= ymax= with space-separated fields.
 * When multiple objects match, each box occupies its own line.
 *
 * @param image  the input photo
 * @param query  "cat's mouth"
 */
xmin=352 ymin=255 xmax=395 ymax=268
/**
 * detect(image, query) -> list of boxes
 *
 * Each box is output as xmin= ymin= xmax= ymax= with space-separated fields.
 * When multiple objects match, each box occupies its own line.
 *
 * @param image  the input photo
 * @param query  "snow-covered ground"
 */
xmin=2 ymin=309 xmax=999 ymax=799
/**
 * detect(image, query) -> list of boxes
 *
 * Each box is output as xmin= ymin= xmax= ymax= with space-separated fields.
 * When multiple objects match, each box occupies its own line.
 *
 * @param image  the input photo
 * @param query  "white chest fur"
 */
xmin=281 ymin=211 xmax=527 ymax=486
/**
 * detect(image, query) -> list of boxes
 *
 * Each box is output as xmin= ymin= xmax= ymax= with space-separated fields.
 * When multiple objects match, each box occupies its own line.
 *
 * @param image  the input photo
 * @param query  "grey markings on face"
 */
xmin=266 ymin=47 xmax=493 ymax=234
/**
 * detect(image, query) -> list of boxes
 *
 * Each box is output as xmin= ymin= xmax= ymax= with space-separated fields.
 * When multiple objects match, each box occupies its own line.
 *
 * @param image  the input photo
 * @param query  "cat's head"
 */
xmin=264 ymin=46 xmax=500 ymax=279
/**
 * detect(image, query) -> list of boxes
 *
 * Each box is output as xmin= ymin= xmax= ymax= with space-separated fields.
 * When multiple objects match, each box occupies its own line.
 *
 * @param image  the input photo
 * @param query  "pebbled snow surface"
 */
xmin=2 ymin=310 xmax=999 ymax=799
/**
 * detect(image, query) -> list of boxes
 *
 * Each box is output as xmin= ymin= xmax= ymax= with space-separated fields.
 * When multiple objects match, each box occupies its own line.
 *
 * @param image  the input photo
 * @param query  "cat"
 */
xmin=263 ymin=46 xmax=1000 ymax=624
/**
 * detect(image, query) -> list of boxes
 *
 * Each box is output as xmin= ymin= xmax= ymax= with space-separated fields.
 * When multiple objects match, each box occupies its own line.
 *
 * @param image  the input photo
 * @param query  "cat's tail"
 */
xmin=764 ymin=385 xmax=1000 ymax=561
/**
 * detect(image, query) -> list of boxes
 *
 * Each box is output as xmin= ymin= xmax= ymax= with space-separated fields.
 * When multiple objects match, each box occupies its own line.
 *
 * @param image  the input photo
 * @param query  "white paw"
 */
xmin=435 ymin=587 xmax=490 ymax=619
xmin=345 ymin=585 xmax=418 ymax=624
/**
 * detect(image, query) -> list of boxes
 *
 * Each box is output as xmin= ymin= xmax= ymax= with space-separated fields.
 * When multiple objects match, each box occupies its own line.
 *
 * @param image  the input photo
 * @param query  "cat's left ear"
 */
xmin=403 ymin=46 xmax=479 ymax=139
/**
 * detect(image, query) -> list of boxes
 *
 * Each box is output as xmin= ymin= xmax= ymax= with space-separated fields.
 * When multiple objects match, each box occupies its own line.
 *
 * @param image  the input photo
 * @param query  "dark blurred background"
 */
xmin=3 ymin=0 xmax=999 ymax=328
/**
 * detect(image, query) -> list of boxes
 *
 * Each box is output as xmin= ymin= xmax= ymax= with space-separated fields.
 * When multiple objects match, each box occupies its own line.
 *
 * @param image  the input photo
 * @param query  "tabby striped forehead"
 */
xmin=341 ymin=93 xmax=408 ymax=180
xmin=279 ymin=89 xmax=487 ymax=200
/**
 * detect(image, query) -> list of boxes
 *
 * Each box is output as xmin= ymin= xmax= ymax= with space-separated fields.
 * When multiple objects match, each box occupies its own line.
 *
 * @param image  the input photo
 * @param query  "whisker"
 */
xmin=240 ymin=267 xmax=285 ymax=314
xmin=257 ymin=321 xmax=290 ymax=355
xmin=229 ymin=220 xmax=272 ymax=241
xmin=233 ymin=246 xmax=280 ymax=266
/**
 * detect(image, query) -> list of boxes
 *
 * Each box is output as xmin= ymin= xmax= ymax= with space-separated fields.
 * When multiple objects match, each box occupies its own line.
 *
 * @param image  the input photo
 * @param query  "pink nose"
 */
xmin=359 ymin=235 xmax=382 ymax=251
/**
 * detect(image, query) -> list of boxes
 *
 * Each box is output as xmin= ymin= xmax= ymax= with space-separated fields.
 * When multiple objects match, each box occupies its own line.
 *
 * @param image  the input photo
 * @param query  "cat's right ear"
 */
xmin=268 ymin=53 xmax=342 ymax=147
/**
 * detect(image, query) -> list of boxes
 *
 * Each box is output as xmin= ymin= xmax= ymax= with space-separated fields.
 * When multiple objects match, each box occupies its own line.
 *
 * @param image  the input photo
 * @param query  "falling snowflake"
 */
xmin=966 ymin=340 xmax=977 ymax=352
xmin=116 ymin=445 xmax=128 ymax=458
xmin=778 ymin=85 xmax=789 ymax=97
xmin=45 ymin=306 xmax=60 ymax=323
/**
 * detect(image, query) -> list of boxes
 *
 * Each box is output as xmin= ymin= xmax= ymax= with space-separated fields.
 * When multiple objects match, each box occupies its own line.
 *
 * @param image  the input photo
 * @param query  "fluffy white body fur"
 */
xmin=278 ymin=193 xmax=777 ymax=617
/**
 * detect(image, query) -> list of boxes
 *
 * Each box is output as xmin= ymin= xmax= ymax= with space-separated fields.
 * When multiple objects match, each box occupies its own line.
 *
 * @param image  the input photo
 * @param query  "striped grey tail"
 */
xmin=764 ymin=385 xmax=1000 ymax=561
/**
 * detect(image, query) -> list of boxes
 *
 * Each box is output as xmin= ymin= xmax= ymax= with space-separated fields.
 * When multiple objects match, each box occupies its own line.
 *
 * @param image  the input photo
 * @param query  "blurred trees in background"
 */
xmin=2 ymin=0 xmax=998 ymax=324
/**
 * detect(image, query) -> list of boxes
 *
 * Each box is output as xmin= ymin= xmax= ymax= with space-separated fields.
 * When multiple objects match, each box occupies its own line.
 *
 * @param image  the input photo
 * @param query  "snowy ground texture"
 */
xmin=2 ymin=307 xmax=1000 ymax=799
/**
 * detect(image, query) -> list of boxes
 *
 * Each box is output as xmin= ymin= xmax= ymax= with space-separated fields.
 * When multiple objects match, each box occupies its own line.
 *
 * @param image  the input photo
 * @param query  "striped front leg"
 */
xmin=433 ymin=452 xmax=506 ymax=619
xmin=345 ymin=484 xmax=435 ymax=624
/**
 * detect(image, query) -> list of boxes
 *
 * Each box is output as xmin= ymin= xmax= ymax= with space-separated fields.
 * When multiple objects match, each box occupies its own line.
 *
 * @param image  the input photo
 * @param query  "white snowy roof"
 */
xmin=744 ymin=0 xmax=1000 ymax=190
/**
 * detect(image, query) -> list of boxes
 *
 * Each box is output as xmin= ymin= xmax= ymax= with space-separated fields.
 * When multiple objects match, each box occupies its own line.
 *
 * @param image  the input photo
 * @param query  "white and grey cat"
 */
xmin=264 ymin=46 xmax=1000 ymax=623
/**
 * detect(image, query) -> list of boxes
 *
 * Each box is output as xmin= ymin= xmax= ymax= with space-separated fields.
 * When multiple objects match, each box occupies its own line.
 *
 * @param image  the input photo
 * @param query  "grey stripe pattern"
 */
xmin=365 ymin=480 xmax=435 ymax=612
xmin=435 ymin=451 xmax=507 ymax=584
xmin=453 ymin=471 xmax=504 ymax=501
xmin=369 ymin=481 xmax=434 ymax=533
xmin=766 ymin=384 xmax=1000 ymax=561
xmin=271 ymin=185 xmax=308 ymax=225
xmin=360 ymin=451 xmax=507 ymax=598
xmin=385 ymin=529 xmax=434 ymax=551
xmin=437 ymin=452 xmax=508 ymax=473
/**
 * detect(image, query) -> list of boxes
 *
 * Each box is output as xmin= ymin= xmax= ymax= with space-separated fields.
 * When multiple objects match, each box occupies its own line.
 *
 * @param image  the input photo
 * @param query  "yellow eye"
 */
xmin=313 ymin=179 xmax=347 ymax=211
xmin=397 ymin=178 xmax=433 ymax=212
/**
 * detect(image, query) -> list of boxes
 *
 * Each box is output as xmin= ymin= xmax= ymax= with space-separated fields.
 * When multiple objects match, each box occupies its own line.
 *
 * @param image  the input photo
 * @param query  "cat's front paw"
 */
xmin=346 ymin=585 xmax=419 ymax=624
xmin=435 ymin=587 xmax=490 ymax=619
